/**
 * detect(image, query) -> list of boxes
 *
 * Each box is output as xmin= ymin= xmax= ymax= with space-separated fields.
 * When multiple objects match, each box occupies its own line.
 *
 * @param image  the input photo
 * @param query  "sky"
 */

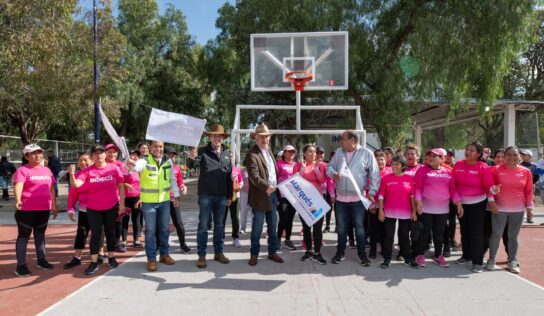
xmin=80 ymin=0 xmax=233 ymax=44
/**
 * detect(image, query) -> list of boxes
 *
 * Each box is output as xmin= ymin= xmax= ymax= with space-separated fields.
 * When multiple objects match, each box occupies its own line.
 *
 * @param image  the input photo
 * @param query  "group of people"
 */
xmin=10 ymin=123 xmax=535 ymax=277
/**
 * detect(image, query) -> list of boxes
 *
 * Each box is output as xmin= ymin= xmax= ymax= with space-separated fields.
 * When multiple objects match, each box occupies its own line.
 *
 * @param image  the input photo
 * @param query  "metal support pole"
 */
xmin=93 ymin=0 xmax=100 ymax=144
xmin=535 ymin=111 xmax=541 ymax=158
xmin=296 ymin=91 xmax=301 ymax=131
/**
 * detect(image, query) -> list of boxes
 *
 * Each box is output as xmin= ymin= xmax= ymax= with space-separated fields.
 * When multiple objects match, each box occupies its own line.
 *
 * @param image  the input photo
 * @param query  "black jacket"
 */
xmin=187 ymin=143 xmax=233 ymax=197
xmin=0 ymin=160 xmax=16 ymax=179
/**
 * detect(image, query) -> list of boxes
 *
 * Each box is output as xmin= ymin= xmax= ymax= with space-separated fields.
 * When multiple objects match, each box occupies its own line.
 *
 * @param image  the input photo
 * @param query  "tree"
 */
xmin=207 ymin=0 xmax=539 ymax=148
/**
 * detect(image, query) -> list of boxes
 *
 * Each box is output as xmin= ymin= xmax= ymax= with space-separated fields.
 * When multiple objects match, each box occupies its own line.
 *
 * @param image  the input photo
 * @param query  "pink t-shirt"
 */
xmin=277 ymin=159 xmax=299 ymax=183
xmin=13 ymin=165 xmax=55 ymax=211
xmin=414 ymin=165 xmax=459 ymax=214
xmin=231 ymin=165 xmax=243 ymax=198
xmin=378 ymin=173 xmax=415 ymax=219
xmin=452 ymin=160 xmax=494 ymax=204
xmin=124 ymin=170 xmax=140 ymax=198
xmin=170 ymin=163 xmax=183 ymax=201
xmin=294 ymin=162 xmax=327 ymax=192
xmin=67 ymin=170 xmax=89 ymax=212
xmin=492 ymin=165 xmax=534 ymax=212
xmin=404 ymin=163 xmax=423 ymax=177
xmin=380 ymin=166 xmax=393 ymax=178
xmin=76 ymin=164 xmax=124 ymax=211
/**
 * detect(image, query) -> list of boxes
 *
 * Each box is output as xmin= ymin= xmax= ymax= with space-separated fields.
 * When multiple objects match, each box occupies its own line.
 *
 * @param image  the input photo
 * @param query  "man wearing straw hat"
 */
xmin=245 ymin=124 xmax=283 ymax=266
xmin=187 ymin=123 xmax=233 ymax=269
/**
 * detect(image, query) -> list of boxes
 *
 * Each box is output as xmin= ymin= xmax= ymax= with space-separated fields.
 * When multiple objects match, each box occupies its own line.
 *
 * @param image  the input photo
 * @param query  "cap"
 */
xmin=429 ymin=148 xmax=447 ymax=157
xmin=446 ymin=149 xmax=455 ymax=157
xmin=90 ymin=144 xmax=106 ymax=154
xmin=23 ymin=144 xmax=43 ymax=154
xmin=283 ymin=145 xmax=296 ymax=152
xmin=129 ymin=149 xmax=141 ymax=156
xmin=105 ymin=144 xmax=119 ymax=152
xmin=315 ymin=146 xmax=325 ymax=153
xmin=520 ymin=149 xmax=533 ymax=157
xmin=165 ymin=146 xmax=177 ymax=155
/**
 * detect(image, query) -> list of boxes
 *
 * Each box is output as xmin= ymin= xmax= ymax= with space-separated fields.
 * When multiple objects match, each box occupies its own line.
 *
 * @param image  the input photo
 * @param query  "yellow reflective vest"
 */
xmin=139 ymin=155 xmax=172 ymax=203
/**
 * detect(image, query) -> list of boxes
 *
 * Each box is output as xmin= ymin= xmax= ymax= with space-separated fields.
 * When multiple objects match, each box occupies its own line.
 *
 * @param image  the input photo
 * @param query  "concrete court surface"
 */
xmin=37 ymin=226 xmax=544 ymax=316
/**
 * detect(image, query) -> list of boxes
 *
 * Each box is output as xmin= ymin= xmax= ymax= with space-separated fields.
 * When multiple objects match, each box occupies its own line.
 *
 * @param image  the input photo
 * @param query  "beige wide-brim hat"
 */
xmin=204 ymin=123 xmax=230 ymax=138
xmin=250 ymin=124 xmax=273 ymax=139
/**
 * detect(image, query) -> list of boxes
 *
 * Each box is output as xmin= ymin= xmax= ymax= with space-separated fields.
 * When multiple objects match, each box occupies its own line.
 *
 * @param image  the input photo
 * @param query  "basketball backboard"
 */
xmin=250 ymin=31 xmax=348 ymax=92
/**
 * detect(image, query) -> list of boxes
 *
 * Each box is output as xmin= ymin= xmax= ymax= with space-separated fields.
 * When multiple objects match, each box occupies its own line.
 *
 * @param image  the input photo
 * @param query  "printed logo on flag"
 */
xmin=278 ymin=174 xmax=330 ymax=226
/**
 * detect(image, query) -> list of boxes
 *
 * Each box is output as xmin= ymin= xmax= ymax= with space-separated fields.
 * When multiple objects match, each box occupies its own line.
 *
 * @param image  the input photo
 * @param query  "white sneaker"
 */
xmin=508 ymin=260 xmax=520 ymax=274
xmin=233 ymin=239 xmax=242 ymax=248
xmin=484 ymin=258 xmax=496 ymax=271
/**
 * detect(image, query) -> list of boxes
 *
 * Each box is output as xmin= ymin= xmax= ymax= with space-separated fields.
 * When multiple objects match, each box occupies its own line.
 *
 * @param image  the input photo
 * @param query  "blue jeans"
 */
xmin=0 ymin=177 xmax=9 ymax=189
xmin=197 ymin=193 xmax=227 ymax=256
xmin=142 ymin=201 xmax=171 ymax=261
xmin=250 ymin=192 xmax=279 ymax=256
xmin=335 ymin=201 xmax=367 ymax=258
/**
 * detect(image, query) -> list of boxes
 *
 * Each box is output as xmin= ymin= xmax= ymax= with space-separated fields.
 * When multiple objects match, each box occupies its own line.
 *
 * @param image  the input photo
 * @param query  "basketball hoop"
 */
xmin=285 ymin=71 xmax=313 ymax=91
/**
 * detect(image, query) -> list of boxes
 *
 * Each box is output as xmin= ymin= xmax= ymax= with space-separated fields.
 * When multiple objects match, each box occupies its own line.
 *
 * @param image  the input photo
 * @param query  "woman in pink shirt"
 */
xmin=453 ymin=142 xmax=495 ymax=272
xmin=293 ymin=144 xmax=329 ymax=265
xmin=69 ymin=144 xmax=125 ymax=275
xmin=378 ymin=156 xmax=418 ymax=268
xmin=414 ymin=148 xmax=462 ymax=268
xmin=276 ymin=145 xmax=300 ymax=251
xmin=13 ymin=144 xmax=58 ymax=277
xmin=403 ymin=144 xmax=423 ymax=177
xmin=64 ymin=152 xmax=95 ymax=269
xmin=486 ymin=146 xmax=533 ymax=274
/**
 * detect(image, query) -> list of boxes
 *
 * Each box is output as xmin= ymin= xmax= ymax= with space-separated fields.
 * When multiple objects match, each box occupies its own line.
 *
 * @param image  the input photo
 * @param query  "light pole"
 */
xmin=93 ymin=0 xmax=100 ymax=144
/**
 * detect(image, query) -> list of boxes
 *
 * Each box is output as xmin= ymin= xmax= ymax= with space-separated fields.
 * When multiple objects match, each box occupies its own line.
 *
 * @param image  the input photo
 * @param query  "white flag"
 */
xmin=145 ymin=108 xmax=206 ymax=147
xmin=277 ymin=174 xmax=331 ymax=226
xmin=98 ymin=102 xmax=129 ymax=161
xmin=339 ymin=158 xmax=372 ymax=209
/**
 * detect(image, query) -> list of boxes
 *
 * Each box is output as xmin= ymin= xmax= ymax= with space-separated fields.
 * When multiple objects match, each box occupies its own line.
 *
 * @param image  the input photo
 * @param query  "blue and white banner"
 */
xmin=145 ymin=108 xmax=206 ymax=147
xmin=277 ymin=173 xmax=331 ymax=226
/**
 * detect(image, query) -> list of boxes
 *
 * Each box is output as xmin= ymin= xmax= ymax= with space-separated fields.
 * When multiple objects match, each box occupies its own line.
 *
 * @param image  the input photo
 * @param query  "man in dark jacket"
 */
xmin=187 ymin=124 xmax=233 ymax=269
xmin=47 ymin=150 xmax=61 ymax=197
xmin=245 ymin=124 xmax=283 ymax=266
xmin=0 ymin=156 xmax=16 ymax=200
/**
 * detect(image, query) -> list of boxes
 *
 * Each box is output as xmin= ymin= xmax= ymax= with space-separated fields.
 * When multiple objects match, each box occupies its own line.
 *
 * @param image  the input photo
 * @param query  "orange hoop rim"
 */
xmin=285 ymin=71 xmax=314 ymax=91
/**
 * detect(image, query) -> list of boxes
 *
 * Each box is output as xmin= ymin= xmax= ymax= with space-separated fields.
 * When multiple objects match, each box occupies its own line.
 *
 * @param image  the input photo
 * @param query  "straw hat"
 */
xmin=204 ymin=124 xmax=230 ymax=138
xmin=250 ymin=124 xmax=272 ymax=139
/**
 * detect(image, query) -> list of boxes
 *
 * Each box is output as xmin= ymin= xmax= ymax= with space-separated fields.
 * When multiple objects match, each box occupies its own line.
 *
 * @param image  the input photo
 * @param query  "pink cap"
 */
xmin=430 ymin=148 xmax=447 ymax=157
xmin=105 ymin=144 xmax=119 ymax=152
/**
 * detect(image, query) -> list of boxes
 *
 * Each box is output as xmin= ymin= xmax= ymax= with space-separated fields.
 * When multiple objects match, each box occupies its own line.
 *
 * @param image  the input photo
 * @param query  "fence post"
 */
xmin=504 ymin=104 xmax=516 ymax=147
xmin=415 ymin=125 xmax=422 ymax=148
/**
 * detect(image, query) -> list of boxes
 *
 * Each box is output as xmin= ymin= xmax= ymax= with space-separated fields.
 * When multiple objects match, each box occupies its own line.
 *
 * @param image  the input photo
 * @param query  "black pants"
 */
xmin=443 ymin=202 xmax=457 ymax=251
xmin=459 ymin=199 xmax=487 ymax=265
xmin=367 ymin=210 xmax=384 ymax=254
xmin=223 ymin=199 xmax=240 ymax=239
xmin=14 ymin=210 xmax=50 ymax=266
xmin=74 ymin=211 xmax=90 ymax=250
xmin=383 ymin=217 xmax=412 ymax=261
xmin=115 ymin=196 xmax=142 ymax=243
xmin=277 ymin=197 xmax=297 ymax=241
xmin=300 ymin=215 xmax=324 ymax=253
xmin=483 ymin=210 xmax=509 ymax=255
xmin=87 ymin=206 xmax=118 ymax=256
xmin=418 ymin=213 xmax=447 ymax=258
xmin=324 ymin=192 xmax=333 ymax=229
xmin=171 ymin=201 xmax=186 ymax=245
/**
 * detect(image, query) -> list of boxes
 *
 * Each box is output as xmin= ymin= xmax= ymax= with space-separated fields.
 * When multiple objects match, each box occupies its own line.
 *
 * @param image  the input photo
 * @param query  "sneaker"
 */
xmin=36 ymin=259 xmax=53 ymax=270
xmin=472 ymin=264 xmax=484 ymax=273
xmin=456 ymin=257 xmax=471 ymax=265
xmin=527 ymin=218 xmax=534 ymax=224
xmin=180 ymin=243 xmax=192 ymax=254
xmin=108 ymin=257 xmax=119 ymax=269
xmin=133 ymin=241 xmax=143 ymax=248
xmin=97 ymin=254 xmax=105 ymax=265
xmin=322 ymin=227 xmax=330 ymax=233
xmin=508 ymin=260 xmax=521 ymax=274
xmin=239 ymin=229 xmax=246 ymax=235
xmin=284 ymin=240 xmax=296 ymax=250
xmin=416 ymin=255 xmax=426 ymax=267
xmin=359 ymin=255 xmax=371 ymax=267
xmin=380 ymin=260 xmax=390 ymax=269
xmin=443 ymin=249 xmax=451 ymax=258
xmin=484 ymin=258 xmax=496 ymax=271
xmin=331 ymin=253 xmax=345 ymax=264
xmin=312 ymin=254 xmax=327 ymax=265
xmin=233 ymin=239 xmax=242 ymax=248
xmin=301 ymin=251 xmax=313 ymax=262
xmin=84 ymin=262 xmax=99 ymax=275
xmin=348 ymin=240 xmax=356 ymax=249
xmin=396 ymin=254 xmax=404 ymax=262
xmin=114 ymin=244 xmax=127 ymax=253
xmin=405 ymin=258 xmax=419 ymax=268
xmin=63 ymin=257 xmax=81 ymax=269
xmin=433 ymin=255 xmax=449 ymax=268
xmin=15 ymin=264 xmax=32 ymax=277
